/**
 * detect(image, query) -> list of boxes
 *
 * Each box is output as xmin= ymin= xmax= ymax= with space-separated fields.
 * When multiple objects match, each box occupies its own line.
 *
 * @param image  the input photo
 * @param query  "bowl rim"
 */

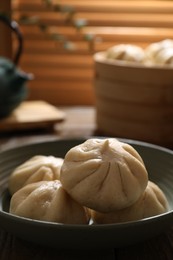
xmin=1 ymin=137 xmax=173 ymax=223
xmin=0 ymin=137 xmax=173 ymax=248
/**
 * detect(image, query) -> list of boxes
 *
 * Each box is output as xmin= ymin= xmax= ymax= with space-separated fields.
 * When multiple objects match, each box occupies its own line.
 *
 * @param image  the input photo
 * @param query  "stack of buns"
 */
xmin=9 ymin=138 xmax=169 ymax=224
xmin=9 ymin=155 xmax=90 ymax=224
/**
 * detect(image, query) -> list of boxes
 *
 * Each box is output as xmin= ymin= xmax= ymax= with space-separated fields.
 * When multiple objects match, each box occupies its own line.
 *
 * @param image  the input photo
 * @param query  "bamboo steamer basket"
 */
xmin=94 ymin=51 xmax=173 ymax=147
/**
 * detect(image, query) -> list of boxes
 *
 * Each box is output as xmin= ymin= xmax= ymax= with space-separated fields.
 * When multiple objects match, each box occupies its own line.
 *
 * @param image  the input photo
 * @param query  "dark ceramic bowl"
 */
xmin=0 ymin=138 xmax=172 ymax=249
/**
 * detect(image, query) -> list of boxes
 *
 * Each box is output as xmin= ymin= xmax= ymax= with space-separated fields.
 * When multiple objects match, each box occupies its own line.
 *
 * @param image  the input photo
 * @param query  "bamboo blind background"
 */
xmin=12 ymin=0 xmax=173 ymax=105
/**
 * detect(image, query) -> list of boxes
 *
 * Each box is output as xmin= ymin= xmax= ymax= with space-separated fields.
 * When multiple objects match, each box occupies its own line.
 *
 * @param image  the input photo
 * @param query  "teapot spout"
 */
xmin=11 ymin=71 xmax=34 ymax=95
xmin=14 ymin=70 xmax=34 ymax=87
xmin=18 ymin=71 xmax=34 ymax=82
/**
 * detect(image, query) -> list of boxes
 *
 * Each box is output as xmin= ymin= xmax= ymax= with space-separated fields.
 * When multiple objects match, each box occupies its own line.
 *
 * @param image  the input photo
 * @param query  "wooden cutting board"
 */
xmin=0 ymin=100 xmax=65 ymax=131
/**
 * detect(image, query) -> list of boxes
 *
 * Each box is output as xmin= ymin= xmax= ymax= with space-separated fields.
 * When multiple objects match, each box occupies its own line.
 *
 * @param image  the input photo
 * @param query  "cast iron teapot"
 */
xmin=0 ymin=14 xmax=33 ymax=118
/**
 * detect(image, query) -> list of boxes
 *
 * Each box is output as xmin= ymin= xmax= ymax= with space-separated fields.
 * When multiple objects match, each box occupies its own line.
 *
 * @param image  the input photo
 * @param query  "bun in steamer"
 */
xmin=60 ymin=138 xmax=148 ymax=212
xmin=145 ymin=39 xmax=173 ymax=65
xmin=106 ymin=44 xmax=145 ymax=63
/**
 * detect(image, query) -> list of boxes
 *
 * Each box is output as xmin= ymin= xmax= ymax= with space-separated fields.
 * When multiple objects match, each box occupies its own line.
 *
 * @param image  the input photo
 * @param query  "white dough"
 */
xmin=144 ymin=39 xmax=173 ymax=65
xmin=10 ymin=180 xmax=90 ymax=224
xmin=91 ymin=181 xmax=169 ymax=224
xmin=60 ymin=138 xmax=148 ymax=212
xmin=106 ymin=44 xmax=145 ymax=63
xmin=9 ymin=155 xmax=64 ymax=195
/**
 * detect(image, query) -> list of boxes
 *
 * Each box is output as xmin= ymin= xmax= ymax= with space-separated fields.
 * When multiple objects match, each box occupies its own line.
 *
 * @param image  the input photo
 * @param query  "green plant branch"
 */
xmin=18 ymin=0 xmax=97 ymax=52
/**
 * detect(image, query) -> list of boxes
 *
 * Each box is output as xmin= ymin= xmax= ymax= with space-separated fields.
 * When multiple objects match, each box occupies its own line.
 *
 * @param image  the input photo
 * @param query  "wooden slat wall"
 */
xmin=12 ymin=0 xmax=173 ymax=105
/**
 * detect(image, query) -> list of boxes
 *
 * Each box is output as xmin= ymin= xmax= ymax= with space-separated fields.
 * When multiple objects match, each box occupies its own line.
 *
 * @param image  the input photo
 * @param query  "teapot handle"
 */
xmin=0 ymin=14 xmax=23 ymax=65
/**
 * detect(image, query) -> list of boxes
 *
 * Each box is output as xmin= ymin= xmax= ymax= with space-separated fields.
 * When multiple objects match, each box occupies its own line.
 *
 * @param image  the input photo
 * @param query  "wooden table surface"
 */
xmin=0 ymin=106 xmax=173 ymax=260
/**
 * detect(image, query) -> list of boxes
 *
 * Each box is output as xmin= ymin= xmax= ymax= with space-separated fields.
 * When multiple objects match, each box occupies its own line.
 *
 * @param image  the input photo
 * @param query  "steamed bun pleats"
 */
xmin=90 ymin=181 xmax=169 ymax=224
xmin=60 ymin=138 xmax=148 ymax=213
xmin=9 ymin=155 xmax=64 ymax=195
xmin=10 ymin=180 xmax=90 ymax=224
